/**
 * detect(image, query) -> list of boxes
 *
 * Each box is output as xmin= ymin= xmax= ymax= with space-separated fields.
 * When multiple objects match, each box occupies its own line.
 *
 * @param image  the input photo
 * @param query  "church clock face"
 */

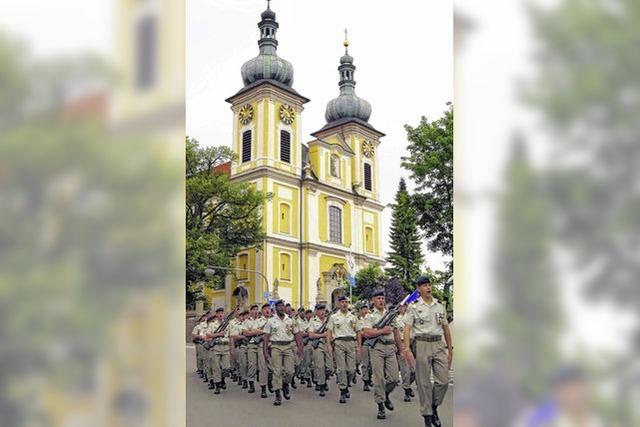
xmin=238 ymin=104 xmax=254 ymax=125
xmin=279 ymin=104 xmax=295 ymax=125
xmin=363 ymin=140 xmax=375 ymax=158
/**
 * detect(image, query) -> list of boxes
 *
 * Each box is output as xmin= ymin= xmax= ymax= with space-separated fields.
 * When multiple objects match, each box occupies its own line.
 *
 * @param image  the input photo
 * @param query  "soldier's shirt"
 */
xmin=363 ymin=308 xmax=401 ymax=341
xmin=229 ymin=319 xmax=244 ymax=338
xmin=396 ymin=312 xmax=415 ymax=340
xmin=296 ymin=317 xmax=310 ymax=334
xmin=404 ymin=298 xmax=448 ymax=336
xmin=308 ymin=316 xmax=326 ymax=336
xmin=263 ymin=314 xmax=298 ymax=342
xmin=327 ymin=310 xmax=357 ymax=338
xmin=192 ymin=320 xmax=208 ymax=337
xmin=355 ymin=315 xmax=368 ymax=333
xmin=204 ymin=320 xmax=230 ymax=343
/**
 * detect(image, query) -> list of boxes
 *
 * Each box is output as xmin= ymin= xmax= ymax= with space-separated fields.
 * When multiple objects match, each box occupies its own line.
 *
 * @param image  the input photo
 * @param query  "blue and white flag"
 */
xmin=346 ymin=273 xmax=356 ymax=288
xmin=401 ymin=290 xmax=420 ymax=305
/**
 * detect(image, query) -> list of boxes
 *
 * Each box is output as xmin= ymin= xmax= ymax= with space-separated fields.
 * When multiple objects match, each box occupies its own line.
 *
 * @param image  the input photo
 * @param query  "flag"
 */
xmin=402 ymin=290 xmax=420 ymax=305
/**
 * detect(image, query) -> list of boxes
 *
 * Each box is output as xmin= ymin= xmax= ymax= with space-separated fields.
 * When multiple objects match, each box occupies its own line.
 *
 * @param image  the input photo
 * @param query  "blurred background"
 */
xmin=455 ymin=0 xmax=640 ymax=426
xmin=2 ymin=0 xmax=639 ymax=426
xmin=0 ymin=0 xmax=184 ymax=426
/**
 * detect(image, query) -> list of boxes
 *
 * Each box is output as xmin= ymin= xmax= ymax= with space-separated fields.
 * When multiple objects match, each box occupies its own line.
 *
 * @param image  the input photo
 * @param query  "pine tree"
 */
xmin=385 ymin=178 xmax=424 ymax=289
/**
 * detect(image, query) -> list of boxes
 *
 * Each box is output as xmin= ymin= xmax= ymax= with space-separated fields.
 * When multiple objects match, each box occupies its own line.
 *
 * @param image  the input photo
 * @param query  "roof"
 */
xmin=225 ymin=79 xmax=310 ymax=104
xmin=311 ymin=117 xmax=385 ymax=138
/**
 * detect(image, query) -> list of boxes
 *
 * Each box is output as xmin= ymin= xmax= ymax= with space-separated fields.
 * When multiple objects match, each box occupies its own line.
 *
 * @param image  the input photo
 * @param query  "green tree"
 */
xmin=185 ymin=137 xmax=266 ymax=307
xmin=489 ymin=137 xmax=561 ymax=399
xmin=402 ymin=103 xmax=453 ymax=274
xmin=385 ymin=178 xmax=424 ymax=287
xmin=352 ymin=264 xmax=385 ymax=302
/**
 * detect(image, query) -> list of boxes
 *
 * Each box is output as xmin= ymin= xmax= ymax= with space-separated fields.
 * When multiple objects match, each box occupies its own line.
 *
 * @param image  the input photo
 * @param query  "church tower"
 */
xmin=215 ymin=5 xmax=385 ymax=310
xmin=225 ymin=2 xmax=309 ymax=307
xmin=303 ymin=34 xmax=385 ymax=307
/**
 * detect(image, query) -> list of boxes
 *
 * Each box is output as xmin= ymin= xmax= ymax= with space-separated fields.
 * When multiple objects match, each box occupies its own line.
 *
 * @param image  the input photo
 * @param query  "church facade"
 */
xmin=211 ymin=3 xmax=385 ymax=310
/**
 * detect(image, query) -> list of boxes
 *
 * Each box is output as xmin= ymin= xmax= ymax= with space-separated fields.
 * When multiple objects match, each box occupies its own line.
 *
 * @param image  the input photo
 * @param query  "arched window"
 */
xmin=280 ymin=253 xmax=291 ymax=281
xmin=279 ymin=203 xmax=291 ymax=234
xmin=242 ymin=130 xmax=252 ymax=163
xmin=329 ymin=205 xmax=342 ymax=243
xmin=280 ymin=130 xmax=291 ymax=163
xmin=364 ymin=163 xmax=372 ymax=191
xmin=330 ymin=154 xmax=340 ymax=178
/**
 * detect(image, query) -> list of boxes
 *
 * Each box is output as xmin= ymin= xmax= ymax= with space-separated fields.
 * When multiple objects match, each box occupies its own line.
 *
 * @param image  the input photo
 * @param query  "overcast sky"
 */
xmin=187 ymin=0 xmax=453 ymax=271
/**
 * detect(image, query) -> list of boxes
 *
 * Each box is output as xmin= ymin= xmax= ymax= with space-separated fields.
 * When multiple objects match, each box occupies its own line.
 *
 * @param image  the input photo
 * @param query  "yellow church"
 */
xmin=210 ymin=3 xmax=385 ymax=310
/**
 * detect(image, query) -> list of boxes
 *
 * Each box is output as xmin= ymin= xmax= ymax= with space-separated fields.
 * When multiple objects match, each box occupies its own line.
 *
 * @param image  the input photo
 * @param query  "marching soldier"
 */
xmin=202 ymin=312 xmax=217 ymax=386
xmin=191 ymin=312 xmax=209 ymax=378
xmin=308 ymin=304 xmax=333 ymax=396
xmin=242 ymin=303 xmax=270 ymax=398
xmin=262 ymin=300 xmax=303 ymax=406
xmin=397 ymin=303 xmax=416 ymax=402
xmin=204 ymin=307 xmax=232 ymax=395
xmin=362 ymin=289 xmax=403 ymax=420
xmin=356 ymin=304 xmax=372 ymax=391
xmin=402 ymin=276 xmax=453 ymax=427
xmin=230 ymin=310 xmax=249 ymax=390
xmin=326 ymin=295 xmax=358 ymax=404
xmin=297 ymin=309 xmax=314 ymax=388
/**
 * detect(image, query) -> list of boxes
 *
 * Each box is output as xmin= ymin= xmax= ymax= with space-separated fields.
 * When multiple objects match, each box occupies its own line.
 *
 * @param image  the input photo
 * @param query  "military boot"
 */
xmin=377 ymin=403 xmax=386 ymax=420
xmin=404 ymin=388 xmax=412 ymax=402
xmin=213 ymin=383 xmax=221 ymax=395
xmin=431 ymin=405 xmax=442 ymax=427
xmin=384 ymin=392 xmax=394 ymax=411
xmin=248 ymin=381 xmax=255 ymax=393
xmin=339 ymin=389 xmax=347 ymax=404
xmin=273 ymin=390 xmax=282 ymax=406
xmin=423 ymin=415 xmax=433 ymax=426
xmin=282 ymin=383 xmax=290 ymax=400
xmin=260 ymin=385 xmax=267 ymax=398
xmin=319 ymin=384 xmax=326 ymax=397
xmin=242 ymin=380 xmax=248 ymax=389
xmin=290 ymin=377 xmax=297 ymax=389
xmin=363 ymin=380 xmax=370 ymax=392
xmin=208 ymin=379 xmax=215 ymax=389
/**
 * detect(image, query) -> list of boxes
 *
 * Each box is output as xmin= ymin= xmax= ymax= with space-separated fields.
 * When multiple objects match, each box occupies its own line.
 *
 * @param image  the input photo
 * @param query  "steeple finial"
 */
xmin=343 ymin=29 xmax=349 ymax=54
xmin=267 ymin=0 xmax=271 ymax=10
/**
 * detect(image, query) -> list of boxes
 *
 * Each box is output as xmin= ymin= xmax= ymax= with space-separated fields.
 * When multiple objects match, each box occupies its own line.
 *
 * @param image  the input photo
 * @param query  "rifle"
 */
xmin=310 ymin=308 xmax=338 ymax=349
xmin=364 ymin=292 xmax=417 ymax=348
xmin=203 ymin=308 xmax=237 ymax=350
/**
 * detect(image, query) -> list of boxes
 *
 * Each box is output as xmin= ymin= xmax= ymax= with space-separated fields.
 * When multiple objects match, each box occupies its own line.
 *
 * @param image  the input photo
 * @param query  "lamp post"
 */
xmin=204 ymin=265 xmax=271 ymax=305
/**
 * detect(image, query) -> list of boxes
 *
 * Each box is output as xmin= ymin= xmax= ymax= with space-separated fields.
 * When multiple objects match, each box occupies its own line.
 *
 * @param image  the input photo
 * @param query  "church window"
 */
xmin=364 ymin=163 xmax=372 ymax=191
xmin=329 ymin=206 xmax=342 ymax=243
xmin=280 ymin=253 xmax=291 ymax=281
xmin=242 ymin=130 xmax=252 ymax=163
xmin=330 ymin=154 xmax=340 ymax=178
xmin=135 ymin=15 xmax=157 ymax=90
xmin=279 ymin=203 xmax=291 ymax=234
xmin=280 ymin=130 xmax=291 ymax=163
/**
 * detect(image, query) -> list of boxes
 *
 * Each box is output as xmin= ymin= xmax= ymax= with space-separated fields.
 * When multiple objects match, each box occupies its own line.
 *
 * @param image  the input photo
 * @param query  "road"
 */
xmin=186 ymin=346 xmax=452 ymax=426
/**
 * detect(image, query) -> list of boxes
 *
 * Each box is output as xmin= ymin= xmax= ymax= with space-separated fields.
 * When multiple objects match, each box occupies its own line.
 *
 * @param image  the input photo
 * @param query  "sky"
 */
xmin=187 ymin=0 xmax=454 ymax=271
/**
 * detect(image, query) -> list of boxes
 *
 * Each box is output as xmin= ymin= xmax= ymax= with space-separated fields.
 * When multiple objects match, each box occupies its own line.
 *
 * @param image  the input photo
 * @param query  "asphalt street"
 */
xmin=186 ymin=346 xmax=452 ymax=427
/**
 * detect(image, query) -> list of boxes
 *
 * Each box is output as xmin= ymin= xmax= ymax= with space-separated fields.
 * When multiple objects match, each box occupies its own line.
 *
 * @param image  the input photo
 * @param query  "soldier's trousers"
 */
xmin=208 ymin=344 xmax=231 ymax=383
xmin=333 ymin=339 xmax=356 ymax=390
xmin=370 ymin=342 xmax=400 ymax=404
xmin=312 ymin=342 xmax=333 ymax=385
xmin=398 ymin=341 xmax=415 ymax=389
xmin=299 ymin=343 xmax=313 ymax=379
xmin=247 ymin=343 xmax=268 ymax=386
xmin=235 ymin=345 xmax=248 ymax=381
xmin=358 ymin=343 xmax=371 ymax=382
xmin=270 ymin=342 xmax=295 ymax=391
xmin=414 ymin=340 xmax=449 ymax=416
xmin=195 ymin=343 xmax=206 ymax=372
